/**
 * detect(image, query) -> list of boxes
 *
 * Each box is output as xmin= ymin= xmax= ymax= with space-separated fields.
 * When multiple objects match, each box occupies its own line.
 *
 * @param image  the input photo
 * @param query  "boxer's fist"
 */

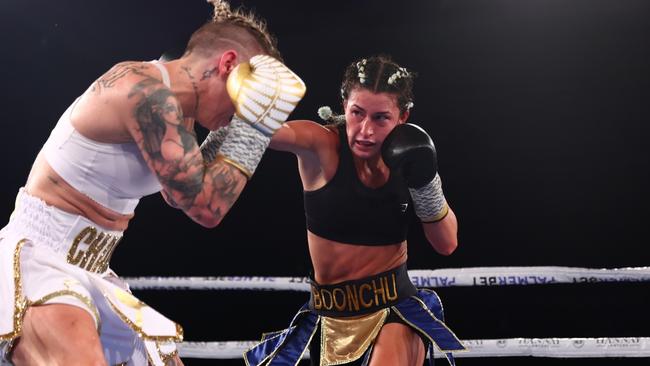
xmin=381 ymin=123 xmax=437 ymax=189
xmin=226 ymin=55 xmax=306 ymax=136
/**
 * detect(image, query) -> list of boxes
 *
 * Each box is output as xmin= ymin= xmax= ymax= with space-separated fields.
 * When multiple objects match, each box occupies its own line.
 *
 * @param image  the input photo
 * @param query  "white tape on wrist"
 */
xmin=409 ymin=173 xmax=448 ymax=222
xmin=217 ymin=117 xmax=270 ymax=178
xmin=199 ymin=125 xmax=229 ymax=163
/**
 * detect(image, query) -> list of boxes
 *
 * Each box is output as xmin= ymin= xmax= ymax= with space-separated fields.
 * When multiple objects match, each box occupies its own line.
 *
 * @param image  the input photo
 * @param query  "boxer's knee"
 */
xmin=12 ymin=304 xmax=106 ymax=366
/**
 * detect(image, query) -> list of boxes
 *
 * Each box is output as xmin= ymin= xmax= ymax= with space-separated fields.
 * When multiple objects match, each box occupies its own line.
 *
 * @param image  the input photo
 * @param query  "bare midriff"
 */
xmin=308 ymin=230 xmax=407 ymax=285
xmin=24 ymin=153 xmax=133 ymax=231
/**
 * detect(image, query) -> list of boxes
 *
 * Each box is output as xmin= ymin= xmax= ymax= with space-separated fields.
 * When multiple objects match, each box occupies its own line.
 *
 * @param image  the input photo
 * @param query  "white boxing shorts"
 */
xmin=0 ymin=189 xmax=181 ymax=365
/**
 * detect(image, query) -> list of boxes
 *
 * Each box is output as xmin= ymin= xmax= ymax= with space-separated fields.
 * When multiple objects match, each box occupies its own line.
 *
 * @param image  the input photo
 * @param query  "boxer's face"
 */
xmin=195 ymin=49 xmax=246 ymax=131
xmin=197 ymin=73 xmax=237 ymax=131
xmin=344 ymin=88 xmax=408 ymax=160
xmin=201 ymin=93 xmax=235 ymax=131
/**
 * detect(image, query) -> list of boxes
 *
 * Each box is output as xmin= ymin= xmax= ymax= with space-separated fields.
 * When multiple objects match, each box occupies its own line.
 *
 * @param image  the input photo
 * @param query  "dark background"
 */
xmin=1 ymin=0 xmax=649 ymax=364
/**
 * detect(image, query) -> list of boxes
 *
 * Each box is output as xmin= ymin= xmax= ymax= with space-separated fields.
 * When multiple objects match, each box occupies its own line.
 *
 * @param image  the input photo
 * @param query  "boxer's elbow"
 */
xmin=196 ymin=215 xmax=223 ymax=228
xmin=187 ymin=207 xmax=224 ymax=228
xmin=433 ymin=239 xmax=458 ymax=256
xmin=423 ymin=209 xmax=459 ymax=256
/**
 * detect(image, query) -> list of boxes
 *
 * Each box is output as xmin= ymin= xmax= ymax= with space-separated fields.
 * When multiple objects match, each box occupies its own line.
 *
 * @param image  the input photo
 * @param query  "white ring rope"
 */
xmin=124 ymin=266 xmax=650 ymax=291
xmin=178 ymin=338 xmax=650 ymax=359
xmin=131 ymin=267 xmax=650 ymax=359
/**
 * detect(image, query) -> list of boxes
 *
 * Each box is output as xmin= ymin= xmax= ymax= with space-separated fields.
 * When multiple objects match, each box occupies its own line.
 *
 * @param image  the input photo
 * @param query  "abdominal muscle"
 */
xmin=308 ymin=230 xmax=407 ymax=285
xmin=24 ymin=153 xmax=133 ymax=231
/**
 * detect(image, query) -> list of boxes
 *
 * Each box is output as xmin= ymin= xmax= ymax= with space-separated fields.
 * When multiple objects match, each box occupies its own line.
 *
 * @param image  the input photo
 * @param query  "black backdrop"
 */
xmin=1 ymin=0 xmax=649 ymax=365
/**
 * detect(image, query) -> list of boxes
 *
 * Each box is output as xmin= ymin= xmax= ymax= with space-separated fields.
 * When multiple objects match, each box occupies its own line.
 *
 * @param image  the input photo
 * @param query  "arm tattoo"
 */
xmin=92 ymin=62 xmax=149 ymax=93
xmin=128 ymin=73 xmax=245 ymax=221
xmin=128 ymin=77 xmax=203 ymax=208
xmin=190 ymin=162 xmax=245 ymax=224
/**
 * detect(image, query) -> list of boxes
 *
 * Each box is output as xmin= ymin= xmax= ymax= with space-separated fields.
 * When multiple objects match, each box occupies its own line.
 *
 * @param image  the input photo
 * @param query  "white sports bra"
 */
xmin=41 ymin=61 xmax=171 ymax=214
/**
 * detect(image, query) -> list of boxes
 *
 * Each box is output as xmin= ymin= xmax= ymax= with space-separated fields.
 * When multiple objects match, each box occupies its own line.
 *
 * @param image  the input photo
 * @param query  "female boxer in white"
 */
xmin=0 ymin=1 xmax=305 ymax=365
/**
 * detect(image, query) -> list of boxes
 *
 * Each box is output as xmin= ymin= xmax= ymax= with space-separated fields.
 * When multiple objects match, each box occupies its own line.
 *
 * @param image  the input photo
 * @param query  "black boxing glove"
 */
xmin=381 ymin=123 xmax=438 ymax=188
xmin=382 ymin=123 xmax=448 ymax=222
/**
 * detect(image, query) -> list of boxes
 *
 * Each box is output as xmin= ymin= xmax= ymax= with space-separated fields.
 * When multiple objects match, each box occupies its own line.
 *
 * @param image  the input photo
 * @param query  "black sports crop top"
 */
xmin=303 ymin=124 xmax=411 ymax=245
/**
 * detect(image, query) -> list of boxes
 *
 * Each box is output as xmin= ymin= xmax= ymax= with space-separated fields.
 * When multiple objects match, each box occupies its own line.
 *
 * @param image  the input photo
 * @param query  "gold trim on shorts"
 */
xmin=320 ymin=309 xmax=389 ymax=365
xmin=105 ymin=296 xmax=184 ymax=343
xmin=32 ymin=290 xmax=102 ymax=334
xmin=244 ymin=332 xmax=285 ymax=366
xmin=263 ymin=317 xmax=320 ymax=366
xmin=244 ymin=308 xmax=316 ymax=366
xmin=390 ymin=290 xmax=466 ymax=355
xmin=0 ymin=239 xmax=29 ymax=342
xmin=156 ymin=341 xmax=179 ymax=365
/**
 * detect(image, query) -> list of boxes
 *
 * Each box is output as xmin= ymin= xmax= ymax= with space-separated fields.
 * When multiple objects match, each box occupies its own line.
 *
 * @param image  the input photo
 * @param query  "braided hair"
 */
xmin=318 ymin=55 xmax=415 ymax=125
xmin=185 ymin=0 xmax=282 ymax=61
xmin=342 ymin=55 xmax=415 ymax=115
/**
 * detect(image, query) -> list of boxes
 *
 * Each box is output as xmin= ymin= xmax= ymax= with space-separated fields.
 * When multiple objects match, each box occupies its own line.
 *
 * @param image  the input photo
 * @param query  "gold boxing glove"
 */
xmin=226 ymin=55 xmax=306 ymax=136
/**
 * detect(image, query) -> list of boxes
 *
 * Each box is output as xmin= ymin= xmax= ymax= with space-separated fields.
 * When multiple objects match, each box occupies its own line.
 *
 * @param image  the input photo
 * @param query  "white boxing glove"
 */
xmin=226 ymin=54 xmax=306 ymax=136
xmin=216 ymin=55 xmax=306 ymax=178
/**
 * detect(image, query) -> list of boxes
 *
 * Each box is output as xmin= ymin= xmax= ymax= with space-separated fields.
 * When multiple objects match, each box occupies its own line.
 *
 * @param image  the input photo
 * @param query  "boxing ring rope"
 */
xmin=124 ymin=266 xmax=650 ymax=359
xmin=124 ymin=266 xmax=650 ymax=291
xmin=175 ymin=338 xmax=650 ymax=359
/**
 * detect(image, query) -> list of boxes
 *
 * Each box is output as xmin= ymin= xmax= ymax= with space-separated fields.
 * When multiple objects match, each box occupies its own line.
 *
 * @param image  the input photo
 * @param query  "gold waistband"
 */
xmin=310 ymin=263 xmax=416 ymax=316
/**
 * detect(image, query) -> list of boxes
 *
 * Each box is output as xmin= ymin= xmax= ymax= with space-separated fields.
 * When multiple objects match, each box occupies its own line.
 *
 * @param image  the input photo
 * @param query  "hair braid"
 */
xmin=205 ymin=0 xmax=281 ymax=61
xmin=340 ymin=55 xmax=415 ymax=115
